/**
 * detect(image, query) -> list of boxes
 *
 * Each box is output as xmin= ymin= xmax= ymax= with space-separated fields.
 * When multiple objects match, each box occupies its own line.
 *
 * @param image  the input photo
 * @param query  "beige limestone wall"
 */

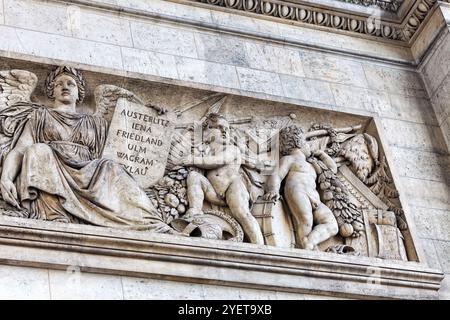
xmin=0 ymin=264 xmax=333 ymax=300
xmin=418 ymin=5 xmax=450 ymax=300
xmin=0 ymin=0 xmax=448 ymax=299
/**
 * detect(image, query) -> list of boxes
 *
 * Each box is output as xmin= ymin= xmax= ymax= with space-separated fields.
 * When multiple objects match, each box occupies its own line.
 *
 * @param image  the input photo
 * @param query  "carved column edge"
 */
xmin=0 ymin=216 xmax=443 ymax=299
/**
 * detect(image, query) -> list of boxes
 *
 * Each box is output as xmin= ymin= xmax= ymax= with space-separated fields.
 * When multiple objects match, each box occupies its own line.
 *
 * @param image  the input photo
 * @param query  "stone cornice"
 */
xmin=0 ymin=216 xmax=443 ymax=299
xmin=335 ymin=0 xmax=404 ymax=12
xmin=185 ymin=0 xmax=446 ymax=43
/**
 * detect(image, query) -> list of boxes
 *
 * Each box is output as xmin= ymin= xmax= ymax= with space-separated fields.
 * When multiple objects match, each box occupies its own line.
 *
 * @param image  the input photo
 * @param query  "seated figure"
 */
xmin=182 ymin=113 xmax=264 ymax=245
xmin=0 ymin=66 xmax=176 ymax=234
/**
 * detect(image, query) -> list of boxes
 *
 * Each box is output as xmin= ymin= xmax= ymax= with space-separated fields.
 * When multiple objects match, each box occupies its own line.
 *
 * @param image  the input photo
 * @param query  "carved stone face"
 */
xmin=205 ymin=117 xmax=230 ymax=145
xmin=53 ymin=74 xmax=79 ymax=105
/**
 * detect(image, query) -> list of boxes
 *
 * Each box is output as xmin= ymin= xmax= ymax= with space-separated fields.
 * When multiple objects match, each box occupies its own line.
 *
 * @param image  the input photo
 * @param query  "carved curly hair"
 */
xmin=44 ymin=66 xmax=86 ymax=103
xmin=279 ymin=125 xmax=307 ymax=156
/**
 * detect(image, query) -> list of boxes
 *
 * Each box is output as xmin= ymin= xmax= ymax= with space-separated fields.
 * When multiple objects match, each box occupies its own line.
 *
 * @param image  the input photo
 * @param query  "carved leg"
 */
xmin=186 ymin=171 xmax=225 ymax=217
xmin=225 ymin=179 xmax=264 ymax=245
xmin=306 ymin=203 xmax=339 ymax=248
xmin=284 ymin=191 xmax=313 ymax=249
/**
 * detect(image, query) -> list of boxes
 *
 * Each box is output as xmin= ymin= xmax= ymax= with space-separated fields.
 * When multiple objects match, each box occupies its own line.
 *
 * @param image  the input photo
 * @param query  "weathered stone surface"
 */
xmin=276 ymin=23 xmax=412 ymax=62
xmin=236 ymin=67 xmax=284 ymax=96
xmin=431 ymin=74 xmax=450 ymax=125
xmin=388 ymin=94 xmax=438 ymax=126
xmin=122 ymin=47 xmax=179 ymax=79
xmin=380 ymin=118 xmax=448 ymax=153
xmin=422 ymin=31 xmax=450 ymax=96
xmin=244 ymin=43 xmax=305 ymax=77
xmin=441 ymin=117 xmax=450 ymax=150
xmin=364 ymin=64 xmax=426 ymax=97
xmin=412 ymin=207 xmax=450 ymax=241
xmin=419 ymin=238 xmax=443 ymax=270
xmin=130 ymin=20 xmax=197 ymax=58
xmin=49 ymin=269 xmax=124 ymax=300
xmin=0 ymin=216 xmax=443 ymax=300
xmin=433 ymin=240 xmax=450 ymax=273
xmin=4 ymin=0 xmax=71 ymax=37
xmin=280 ymin=74 xmax=335 ymax=106
xmin=210 ymin=10 xmax=280 ymax=37
xmin=176 ymin=56 xmax=241 ymax=89
xmin=300 ymin=51 xmax=368 ymax=87
xmin=194 ymin=33 xmax=249 ymax=67
xmin=331 ymin=84 xmax=390 ymax=113
xmin=0 ymin=0 xmax=3 ymax=25
xmin=71 ymin=10 xmax=133 ymax=47
xmin=401 ymin=177 xmax=450 ymax=211
xmin=390 ymin=147 xmax=450 ymax=182
xmin=0 ymin=264 xmax=50 ymax=299
xmin=439 ymin=275 xmax=450 ymax=299
xmin=0 ymin=25 xmax=123 ymax=70
xmin=118 ymin=0 xmax=213 ymax=23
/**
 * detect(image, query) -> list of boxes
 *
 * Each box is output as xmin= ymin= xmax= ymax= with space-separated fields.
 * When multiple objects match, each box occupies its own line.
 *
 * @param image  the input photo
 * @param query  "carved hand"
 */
xmin=263 ymin=191 xmax=280 ymax=202
xmin=0 ymin=178 xmax=21 ymax=209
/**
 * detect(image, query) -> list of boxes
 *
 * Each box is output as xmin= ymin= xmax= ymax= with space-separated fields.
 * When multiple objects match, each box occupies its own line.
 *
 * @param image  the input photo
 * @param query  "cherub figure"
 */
xmin=263 ymin=125 xmax=338 ymax=250
xmin=181 ymin=113 xmax=264 ymax=245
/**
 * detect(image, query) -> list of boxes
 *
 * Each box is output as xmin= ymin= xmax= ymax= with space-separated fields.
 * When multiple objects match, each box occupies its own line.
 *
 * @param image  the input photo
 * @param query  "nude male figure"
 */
xmin=181 ymin=113 xmax=264 ymax=245
xmin=263 ymin=125 xmax=338 ymax=250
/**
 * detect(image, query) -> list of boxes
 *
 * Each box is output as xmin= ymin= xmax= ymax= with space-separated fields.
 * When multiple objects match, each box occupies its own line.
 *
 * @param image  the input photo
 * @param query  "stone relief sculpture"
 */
xmin=0 ymin=67 xmax=177 ymax=234
xmin=263 ymin=125 xmax=339 ymax=250
xmin=0 ymin=65 xmax=410 ymax=261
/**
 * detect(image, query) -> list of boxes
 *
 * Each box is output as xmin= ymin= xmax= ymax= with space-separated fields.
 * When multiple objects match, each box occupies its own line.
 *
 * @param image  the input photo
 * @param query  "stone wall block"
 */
xmin=331 ymin=84 xmax=390 ymax=113
xmin=194 ymin=32 xmax=250 ymax=68
xmin=422 ymin=32 xmax=450 ymax=95
xmin=130 ymin=21 xmax=198 ymax=59
xmin=4 ymin=0 xmax=71 ymax=36
xmin=280 ymin=74 xmax=335 ymax=105
xmin=300 ymin=51 xmax=368 ymax=87
xmin=122 ymin=47 xmax=179 ymax=79
xmin=412 ymin=207 xmax=450 ymax=241
xmin=380 ymin=118 xmax=448 ymax=153
xmin=236 ymin=67 xmax=284 ymax=96
xmin=0 ymin=265 xmax=50 ymax=299
xmin=364 ymin=64 xmax=426 ymax=97
xmin=390 ymin=147 xmax=450 ymax=182
xmin=244 ymin=42 xmax=305 ymax=77
xmin=401 ymin=177 xmax=450 ymax=211
xmin=49 ymin=270 xmax=124 ymax=300
xmin=176 ymin=56 xmax=241 ymax=89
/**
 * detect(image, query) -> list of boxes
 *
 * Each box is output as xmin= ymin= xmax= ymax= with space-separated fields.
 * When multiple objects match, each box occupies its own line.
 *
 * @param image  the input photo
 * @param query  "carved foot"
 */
xmin=301 ymin=237 xmax=315 ymax=251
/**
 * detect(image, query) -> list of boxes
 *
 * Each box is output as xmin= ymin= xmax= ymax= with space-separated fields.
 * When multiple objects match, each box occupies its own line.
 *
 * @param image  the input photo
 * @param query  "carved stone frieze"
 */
xmin=186 ymin=0 xmax=445 ymax=42
xmin=0 ymin=65 xmax=416 ymax=262
xmin=335 ymin=0 xmax=403 ymax=12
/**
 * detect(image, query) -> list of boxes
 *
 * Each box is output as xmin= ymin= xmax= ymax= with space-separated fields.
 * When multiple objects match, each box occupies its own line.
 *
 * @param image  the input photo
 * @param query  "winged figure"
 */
xmin=0 ymin=66 xmax=178 ymax=234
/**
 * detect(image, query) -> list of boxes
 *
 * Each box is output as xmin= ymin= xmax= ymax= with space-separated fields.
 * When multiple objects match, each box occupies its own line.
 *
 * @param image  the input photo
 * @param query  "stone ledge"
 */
xmin=0 ymin=216 xmax=443 ymax=299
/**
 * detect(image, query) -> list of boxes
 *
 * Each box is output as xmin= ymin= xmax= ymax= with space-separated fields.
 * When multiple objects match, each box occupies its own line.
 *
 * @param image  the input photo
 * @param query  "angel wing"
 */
xmin=93 ymin=84 xmax=144 ymax=118
xmin=0 ymin=70 xmax=38 ymax=112
xmin=0 ymin=70 xmax=38 ymax=166
xmin=308 ymin=155 xmax=365 ymax=238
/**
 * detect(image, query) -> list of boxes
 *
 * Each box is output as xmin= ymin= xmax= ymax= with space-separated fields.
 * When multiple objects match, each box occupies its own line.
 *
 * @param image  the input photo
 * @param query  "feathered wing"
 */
xmin=0 ymin=70 xmax=38 ymax=112
xmin=308 ymin=154 xmax=365 ymax=238
xmin=93 ymin=84 xmax=143 ymax=119
xmin=167 ymin=128 xmax=194 ymax=170
xmin=0 ymin=70 xmax=38 ymax=166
